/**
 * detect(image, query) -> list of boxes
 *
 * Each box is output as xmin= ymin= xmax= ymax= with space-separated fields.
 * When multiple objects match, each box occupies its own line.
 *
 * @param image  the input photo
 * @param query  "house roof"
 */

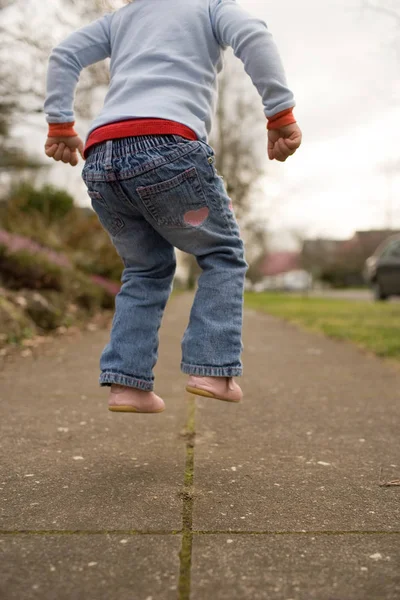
xmin=339 ymin=230 xmax=400 ymax=256
xmin=260 ymin=252 xmax=301 ymax=276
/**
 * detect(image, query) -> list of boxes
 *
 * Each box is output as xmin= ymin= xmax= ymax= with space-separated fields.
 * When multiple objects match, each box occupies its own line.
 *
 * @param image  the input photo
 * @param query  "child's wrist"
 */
xmin=267 ymin=108 xmax=296 ymax=131
xmin=48 ymin=122 xmax=78 ymax=138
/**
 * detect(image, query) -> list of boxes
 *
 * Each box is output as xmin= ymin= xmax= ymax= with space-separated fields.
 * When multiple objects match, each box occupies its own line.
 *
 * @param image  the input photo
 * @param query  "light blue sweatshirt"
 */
xmin=45 ymin=0 xmax=295 ymax=142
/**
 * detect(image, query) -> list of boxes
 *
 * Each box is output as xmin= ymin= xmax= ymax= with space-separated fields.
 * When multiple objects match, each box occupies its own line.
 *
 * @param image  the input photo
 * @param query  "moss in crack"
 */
xmin=178 ymin=396 xmax=196 ymax=600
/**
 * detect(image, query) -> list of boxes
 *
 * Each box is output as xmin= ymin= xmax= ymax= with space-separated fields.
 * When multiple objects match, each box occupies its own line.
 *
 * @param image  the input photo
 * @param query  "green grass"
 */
xmin=245 ymin=292 xmax=400 ymax=360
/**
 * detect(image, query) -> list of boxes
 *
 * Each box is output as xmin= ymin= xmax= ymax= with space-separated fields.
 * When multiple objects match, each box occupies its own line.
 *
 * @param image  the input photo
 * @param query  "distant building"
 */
xmin=254 ymin=251 xmax=311 ymax=291
xmin=302 ymin=230 xmax=400 ymax=287
xmin=260 ymin=251 xmax=301 ymax=277
xmin=340 ymin=230 xmax=400 ymax=259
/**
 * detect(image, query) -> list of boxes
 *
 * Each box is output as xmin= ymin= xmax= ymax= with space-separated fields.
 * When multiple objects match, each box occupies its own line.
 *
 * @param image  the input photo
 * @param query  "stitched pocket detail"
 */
xmin=88 ymin=190 xmax=125 ymax=237
xmin=136 ymin=167 xmax=208 ymax=228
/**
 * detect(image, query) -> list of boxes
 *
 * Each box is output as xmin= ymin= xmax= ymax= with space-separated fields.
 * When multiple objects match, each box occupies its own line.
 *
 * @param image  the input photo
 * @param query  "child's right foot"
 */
xmin=108 ymin=384 xmax=165 ymax=413
xmin=186 ymin=376 xmax=243 ymax=403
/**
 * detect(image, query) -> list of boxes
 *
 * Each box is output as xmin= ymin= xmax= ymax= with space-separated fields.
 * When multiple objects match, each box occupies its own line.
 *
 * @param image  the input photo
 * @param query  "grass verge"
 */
xmin=245 ymin=292 xmax=400 ymax=360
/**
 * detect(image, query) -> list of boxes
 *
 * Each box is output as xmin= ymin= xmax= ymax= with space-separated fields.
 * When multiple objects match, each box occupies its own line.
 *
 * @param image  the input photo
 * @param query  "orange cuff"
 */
xmin=267 ymin=108 xmax=296 ymax=131
xmin=48 ymin=122 xmax=78 ymax=138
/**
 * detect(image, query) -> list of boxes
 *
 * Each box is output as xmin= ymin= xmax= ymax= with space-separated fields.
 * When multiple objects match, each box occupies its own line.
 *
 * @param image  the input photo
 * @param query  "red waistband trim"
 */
xmin=84 ymin=119 xmax=198 ymax=157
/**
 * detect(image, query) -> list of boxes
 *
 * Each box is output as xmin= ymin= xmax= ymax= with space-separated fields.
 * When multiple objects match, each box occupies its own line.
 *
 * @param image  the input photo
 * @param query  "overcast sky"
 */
xmin=32 ymin=0 xmax=400 ymax=245
xmin=248 ymin=0 xmax=400 ymax=242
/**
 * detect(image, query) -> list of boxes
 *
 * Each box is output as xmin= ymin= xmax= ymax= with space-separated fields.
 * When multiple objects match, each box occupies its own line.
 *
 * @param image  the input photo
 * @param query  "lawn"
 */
xmin=244 ymin=292 xmax=400 ymax=360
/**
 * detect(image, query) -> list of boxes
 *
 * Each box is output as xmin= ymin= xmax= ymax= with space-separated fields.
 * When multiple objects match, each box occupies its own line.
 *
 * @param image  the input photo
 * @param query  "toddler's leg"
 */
xmin=181 ymin=231 xmax=247 ymax=378
xmin=145 ymin=173 xmax=248 ymax=395
xmin=97 ymin=209 xmax=176 ymax=396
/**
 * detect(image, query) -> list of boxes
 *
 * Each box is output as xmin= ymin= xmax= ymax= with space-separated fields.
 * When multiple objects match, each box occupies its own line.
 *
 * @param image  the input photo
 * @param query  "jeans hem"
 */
xmin=100 ymin=372 xmax=154 ymax=391
xmin=181 ymin=362 xmax=242 ymax=377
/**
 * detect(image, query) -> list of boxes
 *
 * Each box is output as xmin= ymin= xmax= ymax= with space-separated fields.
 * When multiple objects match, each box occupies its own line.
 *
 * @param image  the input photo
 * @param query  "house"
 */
xmin=254 ymin=251 xmax=311 ymax=291
xmin=260 ymin=251 xmax=301 ymax=277
xmin=302 ymin=230 xmax=400 ymax=287
xmin=339 ymin=230 xmax=400 ymax=261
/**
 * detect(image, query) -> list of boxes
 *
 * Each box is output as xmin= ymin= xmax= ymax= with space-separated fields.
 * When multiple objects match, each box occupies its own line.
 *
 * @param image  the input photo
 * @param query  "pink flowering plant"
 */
xmin=0 ymin=229 xmax=72 ymax=269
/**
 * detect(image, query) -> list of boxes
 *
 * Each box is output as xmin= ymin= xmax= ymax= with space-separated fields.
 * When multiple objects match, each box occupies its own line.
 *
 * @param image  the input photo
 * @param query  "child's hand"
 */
xmin=45 ymin=135 xmax=85 ymax=167
xmin=268 ymin=123 xmax=302 ymax=162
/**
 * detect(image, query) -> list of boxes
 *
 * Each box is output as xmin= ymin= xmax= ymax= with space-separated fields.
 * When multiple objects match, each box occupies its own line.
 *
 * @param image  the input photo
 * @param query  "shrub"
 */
xmin=0 ymin=191 xmax=123 ymax=282
xmin=0 ymin=237 xmax=115 ymax=312
xmin=67 ymin=270 xmax=112 ymax=313
xmin=0 ymin=296 xmax=36 ymax=346
xmin=0 ymin=244 xmax=65 ymax=290
xmin=0 ymin=230 xmax=71 ymax=268
xmin=8 ymin=183 xmax=74 ymax=223
xmin=63 ymin=212 xmax=123 ymax=280
xmin=90 ymin=275 xmax=121 ymax=296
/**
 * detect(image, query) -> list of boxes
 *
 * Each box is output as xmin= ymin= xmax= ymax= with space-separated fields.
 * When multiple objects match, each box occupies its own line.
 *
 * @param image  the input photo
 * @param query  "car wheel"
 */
xmin=373 ymin=279 xmax=388 ymax=301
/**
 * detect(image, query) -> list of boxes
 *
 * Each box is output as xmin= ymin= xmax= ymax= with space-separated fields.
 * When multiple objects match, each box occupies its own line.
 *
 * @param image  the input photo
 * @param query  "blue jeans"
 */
xmin=82 ymin=135 xmax=248 ymax=391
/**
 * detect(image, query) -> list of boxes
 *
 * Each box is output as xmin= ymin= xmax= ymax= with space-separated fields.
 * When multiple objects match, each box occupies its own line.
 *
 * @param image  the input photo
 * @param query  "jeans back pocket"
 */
xmin=136 ymin=167 xmax=208 ymax=228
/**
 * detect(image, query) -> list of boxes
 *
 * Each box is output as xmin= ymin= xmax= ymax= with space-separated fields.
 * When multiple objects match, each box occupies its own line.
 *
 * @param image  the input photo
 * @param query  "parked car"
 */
xmin=364 ymin=234 xmax=400 ymax=301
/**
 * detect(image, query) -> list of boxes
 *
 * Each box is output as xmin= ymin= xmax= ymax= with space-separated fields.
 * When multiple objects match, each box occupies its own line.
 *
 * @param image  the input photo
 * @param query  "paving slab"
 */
xmin=2 ymin=291 xmax=400 ymax=599
xmin=0 ymin=300 xmax=188 ymax=531
xmin=193 ymin=308 xmax=400 ymax=531
xmin=191 ymin=534 xmax=400 ymax=600
xmin=0 ymin=534 xmax=180 ymax=600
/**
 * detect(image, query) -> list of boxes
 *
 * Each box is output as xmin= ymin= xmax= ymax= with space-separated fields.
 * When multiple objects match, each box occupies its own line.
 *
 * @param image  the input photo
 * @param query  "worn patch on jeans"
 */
xmin=184 ymin=207 xmax=209 ymax=226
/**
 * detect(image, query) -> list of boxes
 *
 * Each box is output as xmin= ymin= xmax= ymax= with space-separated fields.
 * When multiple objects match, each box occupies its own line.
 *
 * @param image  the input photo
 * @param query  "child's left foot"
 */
xmin=108 ymin=384 xmax=165 ymax=413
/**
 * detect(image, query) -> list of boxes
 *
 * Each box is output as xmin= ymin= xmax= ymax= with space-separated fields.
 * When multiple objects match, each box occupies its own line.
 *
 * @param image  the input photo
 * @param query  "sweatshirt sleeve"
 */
xmin=210 ymin=0 xmax=295 ymax=119
xmin=44 ymin=13 xmax=113 ymax=124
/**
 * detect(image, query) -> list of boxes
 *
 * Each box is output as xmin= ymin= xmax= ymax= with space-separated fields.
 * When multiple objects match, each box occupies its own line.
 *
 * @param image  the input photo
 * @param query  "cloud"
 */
xmin=267 ymin=106 xmax=400 ymax=236
xmin=243 ymin=0 xmax=400 ymax=236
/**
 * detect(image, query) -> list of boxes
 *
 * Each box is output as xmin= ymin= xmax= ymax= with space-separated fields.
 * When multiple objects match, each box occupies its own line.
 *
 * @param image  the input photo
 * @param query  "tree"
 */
xmin=0 ymin=0 xmax=119 ymax=121
xmin=211 ymin=60 xmax=265 ymax=224
xmin=363 ymin=0 xmax=400 ymax=58
xmin=0 ymin=101 xmax=42 ymax=172
xmin=0 ymin=2 xmax=43 ymax=172
xmin=363 ymin=0 xmax=400 ymax=24
xmin=212 ymin=55 xmax=270 ymax=269
xmin=0 ymin=0 xmax=125 ymax=180
xmin=182 ymin=54 xmax=270 ymax=287
xmin=363 ymin=0 xmax=400 ymax=227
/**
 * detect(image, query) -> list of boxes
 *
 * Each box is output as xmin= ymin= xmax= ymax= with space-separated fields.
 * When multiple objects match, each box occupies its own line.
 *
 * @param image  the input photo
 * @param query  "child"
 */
xmin=44 ymin=0 xmax=302 ymax=413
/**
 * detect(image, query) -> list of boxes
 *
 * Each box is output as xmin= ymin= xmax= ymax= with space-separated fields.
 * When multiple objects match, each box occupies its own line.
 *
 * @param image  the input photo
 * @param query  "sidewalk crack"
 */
xmin=178 ymin=395 xmax=196 ymax=600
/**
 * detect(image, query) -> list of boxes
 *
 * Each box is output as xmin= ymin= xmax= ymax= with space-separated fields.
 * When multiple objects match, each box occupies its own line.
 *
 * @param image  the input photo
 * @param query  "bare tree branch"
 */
xmin=209 ymin=54 xmax=269 ymax=271
xmin=363 ymin=0 xmax=400 ymax=25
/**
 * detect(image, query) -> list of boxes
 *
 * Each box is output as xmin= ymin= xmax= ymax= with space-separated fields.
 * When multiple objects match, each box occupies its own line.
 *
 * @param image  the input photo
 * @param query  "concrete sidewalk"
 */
xmin=0 ymin=293 xmax=399 ymax=599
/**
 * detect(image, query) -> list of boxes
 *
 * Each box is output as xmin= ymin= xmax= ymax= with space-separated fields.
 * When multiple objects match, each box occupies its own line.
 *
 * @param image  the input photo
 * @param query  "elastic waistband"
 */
xmin=86 ymin=134 xmax=187 ymax=160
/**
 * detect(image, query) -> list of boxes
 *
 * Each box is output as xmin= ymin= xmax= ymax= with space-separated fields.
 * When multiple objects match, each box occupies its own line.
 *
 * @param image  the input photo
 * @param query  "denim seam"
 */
xmin=83 ymin=141 xmax=201 ymax=182
xmin=117 ymin=142 xmax=200 ymax=180
xmin=181 ymin=362 xmax=242 ymax=377
xmin=136 ymin=167 xmax=208 ymax=229
xmin=100 ymin=371 xmax=154 ymax=390
xmin=89 ymin=193 xmax=126 ymax=237
xmin=198 ymin=141 xmax=216 ymax=181
xmin=137 ymin=166 xmax=199 ymax=197
xmin=196 ymin=146 xmax=233 ymax=229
